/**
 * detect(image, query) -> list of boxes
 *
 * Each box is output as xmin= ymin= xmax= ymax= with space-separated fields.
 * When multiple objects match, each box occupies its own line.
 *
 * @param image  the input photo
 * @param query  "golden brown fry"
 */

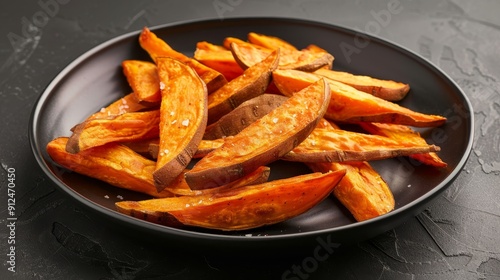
xmin=66 ymin=110 xmax=161 ymax=154
xmin=309 ymin=161 xmax=394 ymax=221
xmin=87 ymin=93 xmax=153 ymax=121
xmin=273 ymin=69 xmax=446 ymax=127
xmin=247 ymin=32 xmax=298 ymax=51
xmin=359 ymin=122 xmax=447 ymax=168
xmin=196 ymin=41 xmax=227 ymax=51
xmin=153 ymin=57 xmax=208 ymax=192
xmin=47 ymin=137 xmax=172 ymax=198
xmin=122 ymin=60 xmax=161 ymax=104
xmin=45 ymin=28 xmax=450 ymax=231
xmin=283 ymin=127 xmax=440 ymax=163
xmin=305 ymin=121 xmax=394 ymax=222
xmin=314 ymin=68 xmax=410 ymax=101
xmin=194 ymin=48 xmax=244 ymax=81
xmin=139 ymin=27 xmax=227 ymax=93
xmin=116 ymin=170 xmax=346 ymax=230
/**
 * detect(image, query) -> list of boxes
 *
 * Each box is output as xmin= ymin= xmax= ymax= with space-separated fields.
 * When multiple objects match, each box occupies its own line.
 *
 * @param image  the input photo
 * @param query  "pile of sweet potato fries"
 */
xmin=46 ymin=27 xmax=447 ymax=231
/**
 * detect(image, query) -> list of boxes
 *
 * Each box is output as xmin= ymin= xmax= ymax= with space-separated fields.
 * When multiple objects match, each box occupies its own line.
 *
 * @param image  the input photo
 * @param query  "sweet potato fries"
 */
xmin=46 ymin=28 xmax=448 ymax=230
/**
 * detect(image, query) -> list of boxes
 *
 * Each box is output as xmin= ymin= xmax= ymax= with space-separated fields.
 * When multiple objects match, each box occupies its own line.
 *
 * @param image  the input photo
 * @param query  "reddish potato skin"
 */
xmin=185 ymin=79 xmax=331 ymax=190
xmin=204 ymin=94 xmax=288 ymax=140
xmin=207 ymin=49 xmax=280 ymax=124
xmin=164 ymin=166 xmax=270 ymax=197
xmin=230 ymin=42 xmax=333 ymax=72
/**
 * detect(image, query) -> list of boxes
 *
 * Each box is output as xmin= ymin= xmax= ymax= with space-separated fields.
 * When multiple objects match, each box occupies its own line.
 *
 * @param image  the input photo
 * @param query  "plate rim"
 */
xmin=29 ymin=16 xmax=475 ymax=244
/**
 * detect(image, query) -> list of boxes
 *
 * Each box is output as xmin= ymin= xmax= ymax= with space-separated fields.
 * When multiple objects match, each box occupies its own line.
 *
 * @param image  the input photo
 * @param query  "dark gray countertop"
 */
xmin=1 ymin=0 xmax=499 ymax=279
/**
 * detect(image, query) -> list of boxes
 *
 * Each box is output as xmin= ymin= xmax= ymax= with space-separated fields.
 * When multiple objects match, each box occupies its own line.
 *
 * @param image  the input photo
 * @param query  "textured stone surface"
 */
xmin=1 ymin=0 xmax=498 ymax=279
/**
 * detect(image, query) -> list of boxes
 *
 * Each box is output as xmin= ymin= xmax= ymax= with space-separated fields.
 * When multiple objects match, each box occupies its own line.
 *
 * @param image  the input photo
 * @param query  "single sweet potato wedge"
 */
xmin=230 ymin=42 xmax=334 ymax=72
xmin=309 ymin=161 xmax=394 ymax=221
xmin=194 ymin=48 xmax=244 ymax=81
xmin=164 ymin=166 xmax=271 ymax=197
xmin=152 ymin=57 xmax=208 ymax=192
xmin=66 ymin=110 xmax=161 ymax=154
xmin=314 ymin=68 xmax=410 ymax=101
xmin=185 ymin=79 xmax=331 ymax=190
xmin=122 ymin=60 xmax=161 ymax=104
xmin=283 ymin=127 xmax=440 ymax=163
xmin=139 ymin=27 xmax=227 ymax=93
xmin=47 ymin=137 xmax=172 ymax=198
xmin=359 ymin=122 xmax=447 ymax=168
xmin=116 ymin=170 xmax=346 ymax=231
xmin=206 ymin=49 xmax=280 ymax=124
xmin=204 ymin=94 xmax=288 ymax=140
xmin=272 ymin=69 xmax=447 ymax=127
xmin=305 ymin=121 xmax=394 ymax=221
xmin=247 ymin=32 xmax=298 ymax=51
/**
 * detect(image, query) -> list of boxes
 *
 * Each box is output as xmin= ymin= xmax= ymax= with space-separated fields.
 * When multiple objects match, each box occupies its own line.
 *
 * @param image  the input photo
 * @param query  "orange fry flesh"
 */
xmin=194 ymin=48 xmax=244 ymax=81
xmin=314 ymin=68 xmax=410 ymax=101
xmin=247 ymin=32 xmax=298 ymax=51
xmin=309 ymin=161 xmax=394 ymax=221
xmin=272 ymin=69 xmax=447 ymax=127
xmin=185 ymin=79 xmax=331 ymax=190
xmin=230 ymin=42 xmax=334 ymax=72
xmin=116 ymin=170 xmax=346 ymax=231
xmin=152 ymin=57 xmax=208 ymax=192
xmin=359 ymin=122 xmax=447 ymax=168
xmin=87 ymin=93 xmax=153 ymax=121
xmin=122 ymin=60 xmax=161 ymax=104
xmin=66 ymin=110 xmax=161 ymax=154
xmin=207 ymin=49 xmax=279 ymax=124
xmin=47 ymin=137 xmax=172 ymax=198
xmin=284 ymin=127 xmax=440 ymax=163
xmin=139 ymin=27 xmax=227 ymax=93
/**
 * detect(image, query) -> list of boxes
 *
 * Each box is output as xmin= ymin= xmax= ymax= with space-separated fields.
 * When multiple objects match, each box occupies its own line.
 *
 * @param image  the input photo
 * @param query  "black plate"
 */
xmin=30 ymin=17 xmax=473 ymax=250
